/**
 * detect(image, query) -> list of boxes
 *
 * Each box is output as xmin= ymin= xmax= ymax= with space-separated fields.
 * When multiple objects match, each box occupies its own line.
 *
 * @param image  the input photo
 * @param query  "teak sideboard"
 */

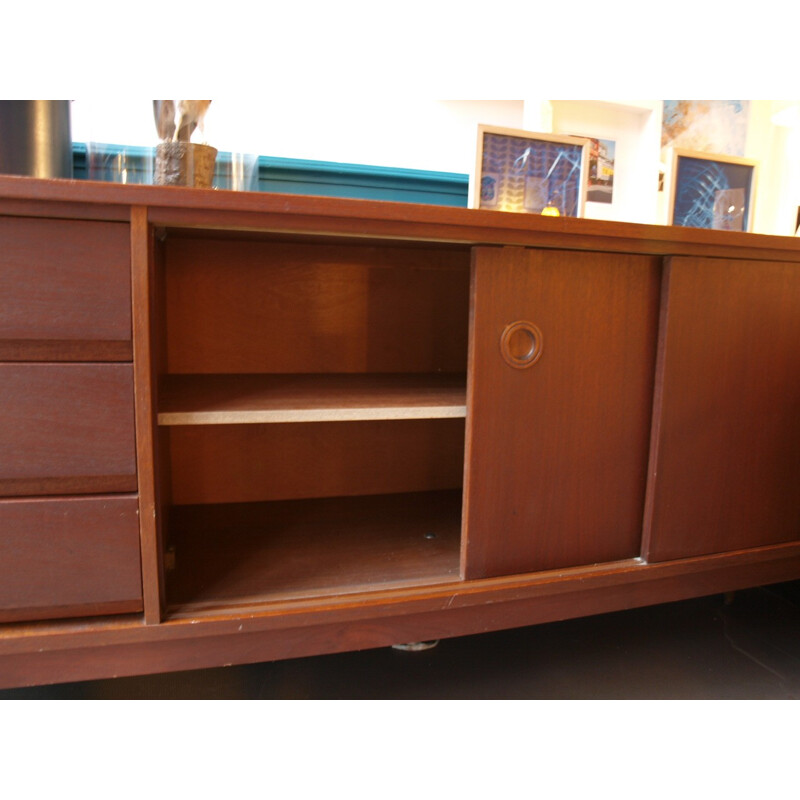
xmin=2 ymin=175 xmax=800 ymax=689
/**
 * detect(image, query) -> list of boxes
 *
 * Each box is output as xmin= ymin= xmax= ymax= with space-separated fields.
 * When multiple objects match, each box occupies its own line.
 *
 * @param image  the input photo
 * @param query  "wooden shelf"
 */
xmin=165 ymin=489 xmax=463 ymax=611
xmin=158 ymin=373 xmax=467 ymax=425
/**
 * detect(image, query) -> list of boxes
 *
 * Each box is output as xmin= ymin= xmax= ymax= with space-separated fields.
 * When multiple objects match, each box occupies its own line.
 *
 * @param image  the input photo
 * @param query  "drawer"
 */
xmin=0 ymin=363 xmax=137 ymax=497
xmin=0 ymin=495 xmax=142 ymax=623
xmin=0 ymin=216 xmax=131 ymax=361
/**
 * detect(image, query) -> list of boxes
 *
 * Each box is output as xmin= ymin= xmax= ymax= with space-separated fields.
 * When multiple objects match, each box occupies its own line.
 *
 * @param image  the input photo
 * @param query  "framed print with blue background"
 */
xmin=666 ymin=148 xmax=758 ymax=232
xmin=471 ymin=125 xmax=589 ymax=217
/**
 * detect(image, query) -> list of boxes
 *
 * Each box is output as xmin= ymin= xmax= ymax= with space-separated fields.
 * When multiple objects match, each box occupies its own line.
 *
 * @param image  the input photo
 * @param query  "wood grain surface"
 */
xmin=166 ymin=490 xmax=462 ymax=609
xmin=166 ymin=418 xmax=465 ymax=505
xmin=0 ymin=364 xmax=137 ymax=496
xmin=158 ymin=373 xmax=467 ymax=424
xmin=131 ymin=206 xmax=165 ymax=624
xmin=463 ymin=246 xmax=661 ymax=578
xmin=4 ymin=173 xmax=800 ymax=261
xmin=162 ymin=237 xmax=470 ymax=375
xmin=0 ymin=494 xmax=142 ymax=623
xmin=644 ymin=256 xmax=800 ymax=560
xmin=0 ymin=216 xmax=131 ymax=357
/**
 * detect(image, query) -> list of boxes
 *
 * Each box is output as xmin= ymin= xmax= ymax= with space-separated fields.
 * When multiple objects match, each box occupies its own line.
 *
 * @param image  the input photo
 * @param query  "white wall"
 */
xmin=547 ymin=100 xmax=662 ymax=225
xmin=70 ymin=99 xmax=525 ymax=174
xmin=69 ymin=98 xmax=800 ymax=236
xmin=747 ymin=100 xmax=800 ymax=236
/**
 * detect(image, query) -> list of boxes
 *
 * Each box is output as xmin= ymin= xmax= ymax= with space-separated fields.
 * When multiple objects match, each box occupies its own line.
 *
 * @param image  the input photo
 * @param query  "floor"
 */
xmin=2 ymin=579 xmax=799 ymax=699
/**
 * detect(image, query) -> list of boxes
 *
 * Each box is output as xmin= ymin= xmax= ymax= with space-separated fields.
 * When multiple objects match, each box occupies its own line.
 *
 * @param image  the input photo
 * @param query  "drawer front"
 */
xmin=0 ymin=495 xmax=142 ymax=623
xmin=0 ymin=216 xmax=131 ymax=361
xmin=0 ymin=364 xmax=137 ymax=497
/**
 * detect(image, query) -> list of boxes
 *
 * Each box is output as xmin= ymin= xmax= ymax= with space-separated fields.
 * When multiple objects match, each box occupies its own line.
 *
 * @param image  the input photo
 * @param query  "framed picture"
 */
xmin=585 ymin=137 xmax=615 ymax=204
xmin=471 ymin=125 xmax=589 ymax=217
xmin=665 ymin=148 xmax=758 ymax=232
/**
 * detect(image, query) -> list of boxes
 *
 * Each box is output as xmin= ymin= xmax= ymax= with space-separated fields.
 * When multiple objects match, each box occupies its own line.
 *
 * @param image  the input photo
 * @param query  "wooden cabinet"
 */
xmin=1 ymin=177 xmax=800 ymax=689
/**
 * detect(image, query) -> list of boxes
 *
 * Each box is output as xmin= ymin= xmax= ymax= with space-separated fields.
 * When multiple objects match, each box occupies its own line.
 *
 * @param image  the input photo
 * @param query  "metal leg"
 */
xmin=391 ymin=640 xmax=439 ymax=652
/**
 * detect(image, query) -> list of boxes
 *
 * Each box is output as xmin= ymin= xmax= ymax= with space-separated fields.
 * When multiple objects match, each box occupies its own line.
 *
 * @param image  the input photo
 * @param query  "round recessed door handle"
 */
xmin=500 ymin=320 xmax=543 ymax=369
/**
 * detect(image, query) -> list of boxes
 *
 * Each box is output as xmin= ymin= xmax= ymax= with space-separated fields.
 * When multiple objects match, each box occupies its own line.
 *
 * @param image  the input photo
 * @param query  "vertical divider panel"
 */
xmin=131 ymin=206 xmax=164 ymax=624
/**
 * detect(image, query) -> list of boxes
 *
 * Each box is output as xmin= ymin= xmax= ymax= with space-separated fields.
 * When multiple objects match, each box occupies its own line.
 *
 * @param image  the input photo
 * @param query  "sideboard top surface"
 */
xmin=1 ymin=175 xmax=800 ymax=262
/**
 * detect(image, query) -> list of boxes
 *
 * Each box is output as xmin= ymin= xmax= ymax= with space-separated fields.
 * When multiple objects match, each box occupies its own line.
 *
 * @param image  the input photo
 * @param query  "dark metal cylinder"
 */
xmin=0 ymin=100 xmax=73 ymax=178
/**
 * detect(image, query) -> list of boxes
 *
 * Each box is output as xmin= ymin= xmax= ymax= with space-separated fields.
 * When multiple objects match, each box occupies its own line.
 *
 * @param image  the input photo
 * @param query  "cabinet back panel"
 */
xmin=167 ymin=419 xmax=465 ymax=505
xmin=163 ymin=238 xmax=470 ymax=374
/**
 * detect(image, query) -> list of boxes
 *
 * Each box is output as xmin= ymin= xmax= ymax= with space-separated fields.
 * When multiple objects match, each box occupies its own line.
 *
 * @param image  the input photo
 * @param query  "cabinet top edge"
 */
xmin=2 ymin=174 xmax=800 ymax=258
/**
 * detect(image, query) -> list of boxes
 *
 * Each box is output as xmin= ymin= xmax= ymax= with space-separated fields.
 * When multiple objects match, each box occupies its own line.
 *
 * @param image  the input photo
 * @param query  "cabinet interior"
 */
xmin=154 ymin=229 xmax=472 ymax=612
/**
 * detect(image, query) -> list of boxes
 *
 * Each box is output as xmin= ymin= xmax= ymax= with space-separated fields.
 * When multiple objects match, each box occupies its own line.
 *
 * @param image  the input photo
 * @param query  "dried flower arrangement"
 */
xmin=153 ymin=100 xmax=217 ymax=188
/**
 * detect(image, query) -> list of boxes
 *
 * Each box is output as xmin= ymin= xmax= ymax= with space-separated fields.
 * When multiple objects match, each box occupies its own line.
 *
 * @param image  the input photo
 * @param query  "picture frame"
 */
xmin=584 ymin=137 xmax=616 ymax=204
xmin=470 ymin=125 xmax=590 ymax=217
xmin=665 ymin=147 xmax=758 ymax=232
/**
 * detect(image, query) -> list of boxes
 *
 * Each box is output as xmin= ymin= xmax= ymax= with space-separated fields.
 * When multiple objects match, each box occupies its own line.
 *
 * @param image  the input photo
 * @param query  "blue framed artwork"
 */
xmin=667 ymin=148 xmax=758 ymax=232
xmin=471 ymin=125 xmax=589 ymax=217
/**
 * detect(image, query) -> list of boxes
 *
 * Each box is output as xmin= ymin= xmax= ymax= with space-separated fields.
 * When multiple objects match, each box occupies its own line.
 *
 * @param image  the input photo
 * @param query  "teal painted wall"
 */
xmin=72 ymin=143 xmax=469 ymax=207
